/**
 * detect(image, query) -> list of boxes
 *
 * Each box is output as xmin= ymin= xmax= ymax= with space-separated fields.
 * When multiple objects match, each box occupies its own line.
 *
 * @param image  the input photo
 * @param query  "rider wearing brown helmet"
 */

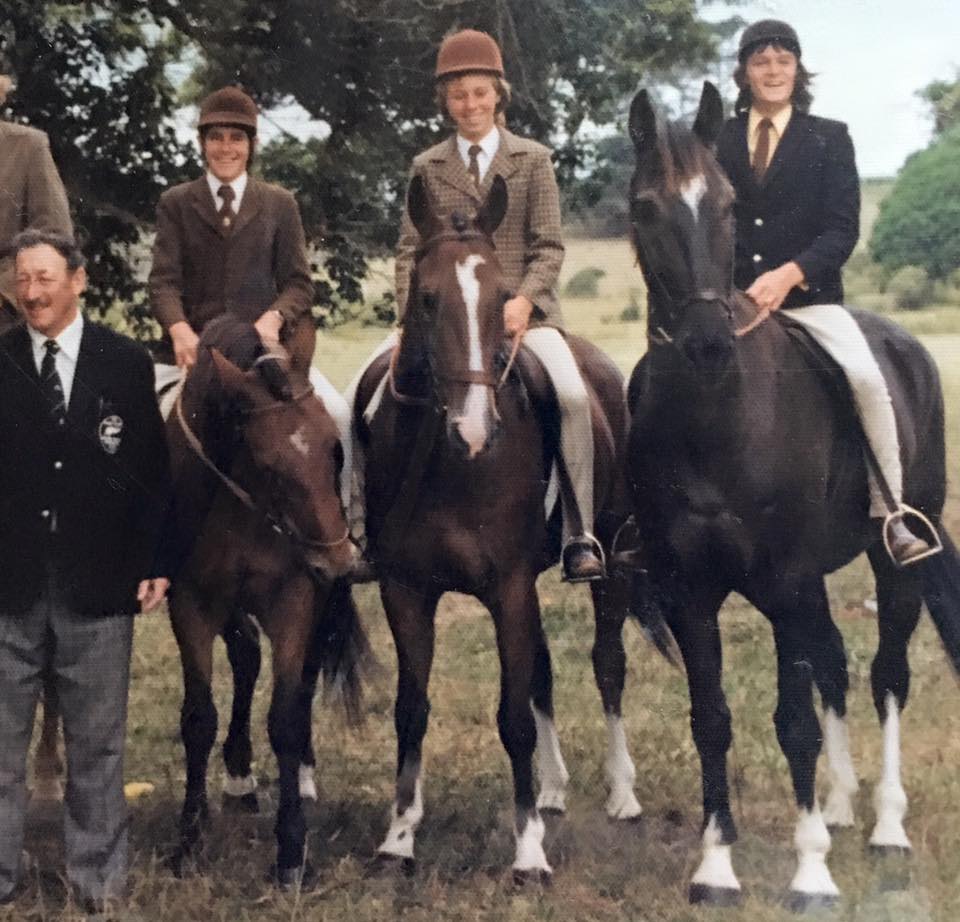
xmin=351 ymin=29 xmax=604 ymax=582
xmin=715 ymin=19 xmax=932 ymax=566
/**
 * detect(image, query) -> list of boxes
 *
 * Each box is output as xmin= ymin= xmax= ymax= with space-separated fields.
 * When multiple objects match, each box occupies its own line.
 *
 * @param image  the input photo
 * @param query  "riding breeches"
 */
xmin=780 ymin=303 xmax=903 ymax=517
xmin=154 ymin=362 xmax=353 ymax=510
xmin=343 ymin=327 xmax=595 ymax=546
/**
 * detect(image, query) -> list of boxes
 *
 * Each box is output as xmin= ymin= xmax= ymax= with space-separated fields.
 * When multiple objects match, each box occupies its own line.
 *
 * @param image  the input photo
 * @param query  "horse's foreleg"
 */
xmin=670 ymin=585 xmax=741 ymax=905
xmin=530 ymin=621 xmax=568 ymax=814
xmin=32 ymin=667 xmax=65 ymax=802
xmin=491 ymin=569 xmax=552 ymax=882
xmin=378 ymin=578 xmax=438 ymax=864
xmin=266 ymin=578 xmax=315 ymax=885
xmin=221 ymin=612 xmax=262 ymax=811
xmin=866 ymin=547 xmax=923 ymax=853
xmin=169 ymin=590 xmax=219 ymax=860
xmin=769 ymin=581 xmax=840 ymax=910
xmin=590 ymin=574 xmax=641 ymax=819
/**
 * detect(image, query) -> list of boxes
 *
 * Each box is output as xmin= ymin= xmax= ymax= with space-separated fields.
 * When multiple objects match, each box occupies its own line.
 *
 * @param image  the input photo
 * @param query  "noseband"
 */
xmin=647 ymin=288 xmax=769 ymax=347
xmin=175 ymin=388 xmax=350 ymax=555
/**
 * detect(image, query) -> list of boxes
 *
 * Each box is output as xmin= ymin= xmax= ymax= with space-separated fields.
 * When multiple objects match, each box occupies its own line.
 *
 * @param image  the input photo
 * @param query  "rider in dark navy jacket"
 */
xmin=715 ymin=20 xmax=930 ymax=566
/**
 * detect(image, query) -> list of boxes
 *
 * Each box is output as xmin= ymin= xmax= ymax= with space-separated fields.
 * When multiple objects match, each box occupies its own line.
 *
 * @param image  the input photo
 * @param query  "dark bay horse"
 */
xmin=166 ymin=316 xmax=366 ymax=885
xmin=623 ymin=82 xmax=960 ymax=907
xmin=355 ymin=176 xmax=633 ymax=879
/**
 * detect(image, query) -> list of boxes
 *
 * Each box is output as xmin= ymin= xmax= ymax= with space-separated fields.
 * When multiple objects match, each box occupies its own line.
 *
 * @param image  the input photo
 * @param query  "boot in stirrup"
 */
xmin=561 ymin=533 xmax=606 ymax=583
xmin=883 ymin=508 xmax=940 ymax=567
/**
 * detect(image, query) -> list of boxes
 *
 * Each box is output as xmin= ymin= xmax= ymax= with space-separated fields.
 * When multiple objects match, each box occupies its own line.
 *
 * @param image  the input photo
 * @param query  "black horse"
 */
xmin=624 ymin=82 xmax=960 ymax=908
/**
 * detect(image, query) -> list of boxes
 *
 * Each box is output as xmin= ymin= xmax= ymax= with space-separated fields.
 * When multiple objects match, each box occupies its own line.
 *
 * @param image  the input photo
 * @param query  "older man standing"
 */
xmin=0 ymin=231 xmax=170 ymax=910
xmin=0 ymin=59 xmax=73 ymax=334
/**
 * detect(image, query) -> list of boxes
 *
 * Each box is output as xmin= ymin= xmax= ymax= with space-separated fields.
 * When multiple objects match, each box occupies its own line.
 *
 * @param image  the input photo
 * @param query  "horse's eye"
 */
xmin=421 ymin=291 xmax=438 ymax=313
xmin=632 ymin=197 xmax=660 ymax=226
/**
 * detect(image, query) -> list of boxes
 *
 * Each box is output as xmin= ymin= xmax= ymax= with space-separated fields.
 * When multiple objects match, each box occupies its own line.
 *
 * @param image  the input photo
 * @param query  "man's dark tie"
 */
xmin=467 ymin=144 xmax=482 ymax=189
xmin=217 ymin=183 xmax=235 ymax=230
xmin=40 ymin=339 xmax=67 ymax=425
xmin=752 ymin=118 xmax=773 ymax=183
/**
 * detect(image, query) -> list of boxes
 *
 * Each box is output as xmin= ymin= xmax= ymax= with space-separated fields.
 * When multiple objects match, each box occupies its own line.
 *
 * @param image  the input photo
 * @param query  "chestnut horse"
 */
xmin=355 ymin=176 xmax=636 ymax=880
xmin=165 ymin=316 xmax=366 ymax=886
xmin=623 ymin=83 xmax=960 ymax=908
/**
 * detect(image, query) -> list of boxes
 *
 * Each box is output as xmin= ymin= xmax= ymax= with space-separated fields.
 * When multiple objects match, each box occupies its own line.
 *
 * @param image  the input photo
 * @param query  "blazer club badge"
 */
xmin=98 ymin=414 xmax=124 ymax=454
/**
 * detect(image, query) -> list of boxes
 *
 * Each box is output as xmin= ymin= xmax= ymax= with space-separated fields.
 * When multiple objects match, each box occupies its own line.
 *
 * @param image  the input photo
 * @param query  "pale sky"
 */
xmin=708 ymin=0 xmax=958 ymax=176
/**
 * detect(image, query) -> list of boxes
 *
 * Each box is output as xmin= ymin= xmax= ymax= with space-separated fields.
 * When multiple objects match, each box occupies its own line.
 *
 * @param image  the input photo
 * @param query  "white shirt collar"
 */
xmin=206 ymin=171 xmax=248 ymax=212
xmin=456 ymin=128 xmax=501 ymax=181
xmin=748 ymin=104 xmax=792 ymax=141
xmin=28 ymin=309 xmax=84 ymax=368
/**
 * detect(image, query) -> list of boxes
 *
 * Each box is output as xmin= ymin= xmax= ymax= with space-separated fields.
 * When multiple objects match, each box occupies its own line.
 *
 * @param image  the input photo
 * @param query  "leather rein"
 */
xmin=174 ymin=386 xmax=350 ymax=554
xmin=646 ymin=286 xmax=771 ymax=347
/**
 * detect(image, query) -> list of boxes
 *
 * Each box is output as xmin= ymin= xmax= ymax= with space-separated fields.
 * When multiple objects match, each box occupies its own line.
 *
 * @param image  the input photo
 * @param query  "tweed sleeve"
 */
xmin=25 ymin=133 xmax=72 ymax=239
xmin=516 ymin=149 xmax=565 ymax=312
xmin=149 ymin=190 xmax=188 ymax=330
xmin=269 ymin=190 xmax=314 ymax=324
xmin=792 ymin=123 xmax=860 ymax=292
xmin=394 ymin=169 xmax=421 ymax=323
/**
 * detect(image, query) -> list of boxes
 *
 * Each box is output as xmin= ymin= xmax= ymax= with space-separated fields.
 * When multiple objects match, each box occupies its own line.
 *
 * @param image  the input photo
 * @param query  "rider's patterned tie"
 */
xmin=217 ymin=183 xmax=235 ymax=230
xmin=40 ymin=339 xmax=67 ymax=425
xmin=752 ymin=118 xmax=773 ymax=183
xmin=467 ymin=144 xmax=483 ymax=189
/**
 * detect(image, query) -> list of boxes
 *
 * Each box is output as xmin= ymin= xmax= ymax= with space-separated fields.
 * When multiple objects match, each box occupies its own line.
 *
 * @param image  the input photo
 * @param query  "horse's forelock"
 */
xmin=639 ymin=122 xmax=714 ymax=198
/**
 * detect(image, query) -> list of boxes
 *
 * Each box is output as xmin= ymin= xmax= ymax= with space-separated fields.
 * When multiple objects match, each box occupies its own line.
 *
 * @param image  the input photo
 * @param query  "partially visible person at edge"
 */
xmin=0 ymin=56 xmax=73 ymax=334
xmin=148 ymin=85 xmax=355 ymax=537
xmin=0 ymin=231 xmax=171 ymax=912
xmin=346 ymin=28 xmax=604 ymax=582
xmin=715 ymin=19 xmax=931 ymax=566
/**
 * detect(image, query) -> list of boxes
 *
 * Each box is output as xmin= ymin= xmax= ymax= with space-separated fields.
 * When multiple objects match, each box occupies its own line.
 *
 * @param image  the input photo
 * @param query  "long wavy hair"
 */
xmin=733 ymin=44 xmax=814 ymax=114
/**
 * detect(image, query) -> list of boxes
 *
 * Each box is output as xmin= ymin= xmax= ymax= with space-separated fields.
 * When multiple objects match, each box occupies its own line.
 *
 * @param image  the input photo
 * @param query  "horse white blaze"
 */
xmin=604 ymin=714 xmax=642 ymax=819
xmin=789 ymin=805 xmax=839 ymax=897
xmin=870 ymin=692 xmax=911 ymax=849
xmin=514 ymin=814 xmax=552 ymax=875
xmin=380 ymin=776 xmax=424 ymax=860
xmin=289 ymin=426 xmax=310 ymax=458
xmin=691 ymin=815 xmax=740 ymax=892
xmin=680 ymin=174 xmax=707 ymax=222
xmin=532 ymin=706 xmax=569 ymax=812
xmin=821 ymin=708 xmax=858 ymax=827
xmin=453 ymin=254 xmax=491 ymax=458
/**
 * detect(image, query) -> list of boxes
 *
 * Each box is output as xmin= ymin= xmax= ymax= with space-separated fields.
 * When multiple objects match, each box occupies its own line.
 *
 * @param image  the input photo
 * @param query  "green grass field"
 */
xmin=7 ymin=245 xmax=960 ymax=921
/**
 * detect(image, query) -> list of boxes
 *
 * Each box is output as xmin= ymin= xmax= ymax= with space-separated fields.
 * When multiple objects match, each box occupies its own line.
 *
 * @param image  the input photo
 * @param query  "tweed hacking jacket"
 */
xmin=715 ymin=109 xmax=860 ymax=309
xmin=0 ymin=121 xmax=73 ymax=325
xmin=149 ymin=176 xmax=313 ymax=359
xmin=394 ymin=129 xmax=565 ymax=326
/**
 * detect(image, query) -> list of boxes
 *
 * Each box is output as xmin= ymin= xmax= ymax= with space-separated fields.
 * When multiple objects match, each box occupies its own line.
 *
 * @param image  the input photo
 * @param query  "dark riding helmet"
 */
xmin=198 ymin=86 xmax=259 ymax=135
xmin=738 ymin=19 xmax=801 ymax=62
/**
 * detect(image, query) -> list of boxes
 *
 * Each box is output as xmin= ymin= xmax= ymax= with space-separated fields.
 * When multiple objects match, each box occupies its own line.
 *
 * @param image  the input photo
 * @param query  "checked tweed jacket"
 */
xmin=394 ymin=129 xmax=565 ymax=326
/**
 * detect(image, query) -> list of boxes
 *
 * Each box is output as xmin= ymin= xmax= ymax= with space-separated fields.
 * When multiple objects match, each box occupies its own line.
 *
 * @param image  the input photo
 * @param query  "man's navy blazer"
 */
xmin=715 ymin=110 xmax=860 ymax=309
xmin=0 ymin=320 xmax=170 ymax=616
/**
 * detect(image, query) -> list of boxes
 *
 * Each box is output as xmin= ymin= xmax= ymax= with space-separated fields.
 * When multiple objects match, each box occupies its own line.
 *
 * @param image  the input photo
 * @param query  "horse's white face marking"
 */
xmin=289 ymin=426 xmax=310 ymax=458
xmin=789 ymin=805 xmax=839 ymax=897
xmin=680 ymin=174 xmax=707 ymax=222
xmin=453 ymin=254 xmax=493 ymax=458
xmin=870 ymin=692 xmax=911 ymax=849
xmin=691 ymin=814 xmax=740 ymax=891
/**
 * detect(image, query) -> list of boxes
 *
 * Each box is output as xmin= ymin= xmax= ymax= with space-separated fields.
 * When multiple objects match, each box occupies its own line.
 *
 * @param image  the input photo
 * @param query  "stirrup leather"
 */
xmin=882 ymin=505 xmax=943 ymax=566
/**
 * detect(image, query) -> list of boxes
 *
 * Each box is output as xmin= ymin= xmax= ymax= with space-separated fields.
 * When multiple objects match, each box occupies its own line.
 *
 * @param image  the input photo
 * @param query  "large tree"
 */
xmin=146 ymin=0 xmax=720 ymax=321
xmin=2 ymin=2 xmax=193 ymax=333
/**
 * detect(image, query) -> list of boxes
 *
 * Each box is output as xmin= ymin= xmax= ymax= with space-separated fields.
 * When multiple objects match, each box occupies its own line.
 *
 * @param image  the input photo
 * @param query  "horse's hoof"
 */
xmin=271 ymin=861 xmax=315 ymax=891
xmin=512 ymin=867 xmax=552 ymax=887
xmin=786 ymin=891 xmax=840 ymax=914
xmin=868 ymin=843 xmax=911 ymax=858
xmin=166 ymin=847 xmax=200 ymax=879
xmin=689 ymin=883 xmax=742 ymax=906
xmin=222 ymin=791 xmax=260 ymax=814
xmin=371 ymin=852 xmax=416 ymax=877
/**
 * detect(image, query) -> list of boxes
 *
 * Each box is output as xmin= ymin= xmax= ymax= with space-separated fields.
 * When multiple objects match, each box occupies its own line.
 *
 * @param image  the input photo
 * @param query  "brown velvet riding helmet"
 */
xmin=198 ymin=86 xmax=259 ymax=134
xmin=435 ymin=29 xmax=504 ymax=79
xmin=738 ymin=19 xmax=802 ymax=62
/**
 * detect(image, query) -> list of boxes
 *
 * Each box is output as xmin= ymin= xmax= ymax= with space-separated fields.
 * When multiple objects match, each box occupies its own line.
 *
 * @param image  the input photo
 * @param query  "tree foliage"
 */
xmin=869 ymin=126 xmax=960 ymax=280
xmin=918 ymin=71 xmax=960 ymax=137
xmin=5 ymin=2 xmax=721 ymax=332
xmin=2 ymin=2 xmax=194 ymax=333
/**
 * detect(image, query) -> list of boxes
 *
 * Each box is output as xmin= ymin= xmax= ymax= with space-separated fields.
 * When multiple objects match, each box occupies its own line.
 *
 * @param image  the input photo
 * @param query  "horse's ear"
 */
xmin=628 ymin=89 xmax=658 ymax=154
xmin=210 ymin=347 xmax=253 ymax=395
xmin=407 ymin=174 xmax=435 ymax=239
xmin=477 ymin=174 xmax=508 ymax=237
xmin=692 ymin=81 xmax=724 ymax=149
